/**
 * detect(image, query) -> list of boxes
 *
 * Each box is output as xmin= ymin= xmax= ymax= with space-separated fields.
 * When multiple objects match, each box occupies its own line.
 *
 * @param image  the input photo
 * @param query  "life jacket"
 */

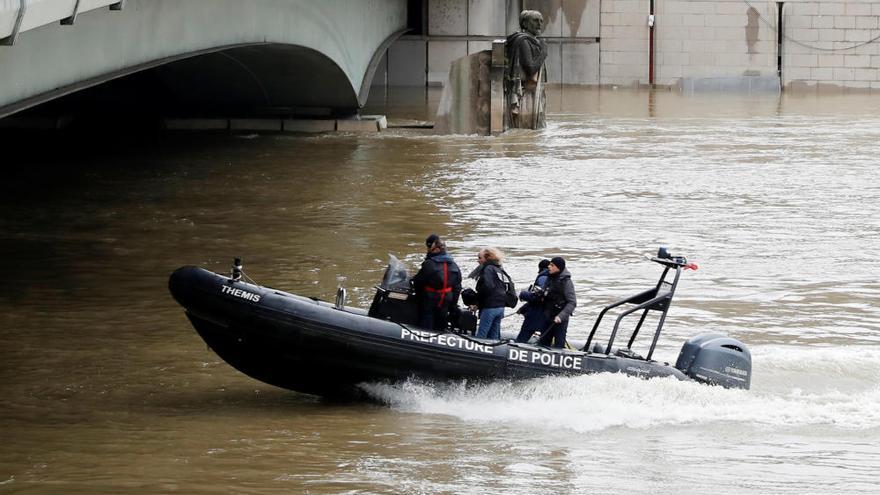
xmin=424 ymin=261 xmax=452 ymax=307
xmin=422 ymin=254 xmax=460 ymax=307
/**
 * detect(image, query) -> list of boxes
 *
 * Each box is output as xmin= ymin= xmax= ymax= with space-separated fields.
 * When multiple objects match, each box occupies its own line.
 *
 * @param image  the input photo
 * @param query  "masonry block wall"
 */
xmin=601 ymin=0 xmax=778 ymax=86
xmin=601 ymin=0 xmax=880 ymax=90
xmin=374 ymin=0 xmax=601 ymax=88
xmin=375 ymin=0 xmax=880 ymax=91
xmin=523 ymin=0 xmax=601 ymax=85
xmin=783 ymin=1 xmax=880 ymax=91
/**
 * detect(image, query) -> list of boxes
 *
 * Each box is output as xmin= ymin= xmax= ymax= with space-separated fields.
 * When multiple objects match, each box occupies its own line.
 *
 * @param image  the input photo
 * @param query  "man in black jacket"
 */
xmin=412 ymin=234 xmax=462 ymax=331
xmin=538 ymin=256 xmax=576 ymax=348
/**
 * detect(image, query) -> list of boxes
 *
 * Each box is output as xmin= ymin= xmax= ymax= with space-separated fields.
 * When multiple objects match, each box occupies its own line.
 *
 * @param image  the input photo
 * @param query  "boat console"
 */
xmin=368 ymin=255 xmax=420 ymax=326
xmin=367 ymin=255 xmax=476 ymax=333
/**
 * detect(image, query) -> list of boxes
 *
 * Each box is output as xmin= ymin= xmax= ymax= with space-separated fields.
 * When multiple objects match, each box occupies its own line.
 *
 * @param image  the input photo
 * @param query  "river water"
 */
xmin=1 ymin=88 xmax=879 ymax=493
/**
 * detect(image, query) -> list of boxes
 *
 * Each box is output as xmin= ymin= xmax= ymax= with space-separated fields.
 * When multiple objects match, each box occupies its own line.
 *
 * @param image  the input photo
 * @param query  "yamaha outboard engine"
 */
xmin=675 ymin=334 xmax=752 ymax=389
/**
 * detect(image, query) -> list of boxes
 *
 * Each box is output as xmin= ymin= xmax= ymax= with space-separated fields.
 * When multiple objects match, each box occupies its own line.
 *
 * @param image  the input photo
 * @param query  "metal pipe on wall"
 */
xmin=648 ymin=0 xmax=655 ymax=86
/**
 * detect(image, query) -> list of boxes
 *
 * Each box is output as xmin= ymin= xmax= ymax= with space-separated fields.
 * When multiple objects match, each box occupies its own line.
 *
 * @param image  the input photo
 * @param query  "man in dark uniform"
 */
xmin=538 ymin=256 xmax=577 ymax=348
xmin=412 ymin=234 xmax=462 ymax=331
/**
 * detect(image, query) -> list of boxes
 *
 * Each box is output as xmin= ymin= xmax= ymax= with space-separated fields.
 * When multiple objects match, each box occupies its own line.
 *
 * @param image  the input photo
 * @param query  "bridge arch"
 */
xmin=0 ymin=0 xmax=406 ymax=118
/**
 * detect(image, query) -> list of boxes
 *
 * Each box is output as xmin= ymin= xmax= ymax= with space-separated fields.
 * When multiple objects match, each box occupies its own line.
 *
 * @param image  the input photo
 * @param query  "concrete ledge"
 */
xmin=164 ymin=118 xmax=228 ymax=130
xmin=0 ymin=115 xmax=73 ymax=129
xmin=283 ymin=119 xmax=336 ymax=133
xmin=678 ymin=76 xmax=781 ymax=95
xmin=161 ymin=115 xmax=387 ymax=133
xmin=230 ymin=119 xmax=283 ymax=132
xmin=336 ymin=115 xmax=387 ymax=132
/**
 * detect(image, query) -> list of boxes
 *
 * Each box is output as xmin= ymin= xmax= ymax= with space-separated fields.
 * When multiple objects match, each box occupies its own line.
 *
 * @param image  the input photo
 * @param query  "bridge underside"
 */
xmin=2 ymin=43 xmax=368 ymax=123
xmin=0 ymin=0 xmax=406 ymax=121
xmin=150 ymin=44 xmax=360 ymax=117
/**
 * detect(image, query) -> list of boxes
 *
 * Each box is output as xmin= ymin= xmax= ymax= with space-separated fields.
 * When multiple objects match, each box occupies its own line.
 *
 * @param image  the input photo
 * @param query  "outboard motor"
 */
xmin=675 ymin=334 xmax=752 ymax=389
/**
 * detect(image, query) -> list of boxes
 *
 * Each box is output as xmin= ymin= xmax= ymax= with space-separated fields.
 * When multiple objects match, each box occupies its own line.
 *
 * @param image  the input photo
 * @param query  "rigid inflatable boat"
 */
xmin=168 ymin=248 xmax=752 ymax=397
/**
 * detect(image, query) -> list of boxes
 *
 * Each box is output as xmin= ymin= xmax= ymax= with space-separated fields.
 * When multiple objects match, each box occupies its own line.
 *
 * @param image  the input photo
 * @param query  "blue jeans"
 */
xmin=476 ymin=306 xmax=505 ymax=340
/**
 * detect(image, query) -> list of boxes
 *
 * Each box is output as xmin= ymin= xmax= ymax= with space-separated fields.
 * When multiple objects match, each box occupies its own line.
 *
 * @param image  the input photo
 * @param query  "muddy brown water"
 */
xmin=1 ymin=88 xmax=879 ymax=493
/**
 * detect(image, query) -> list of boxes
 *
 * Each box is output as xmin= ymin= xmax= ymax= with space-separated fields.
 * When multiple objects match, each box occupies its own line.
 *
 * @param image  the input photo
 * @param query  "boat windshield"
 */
xmin=380 ymin=255 xmax=412 ymax=291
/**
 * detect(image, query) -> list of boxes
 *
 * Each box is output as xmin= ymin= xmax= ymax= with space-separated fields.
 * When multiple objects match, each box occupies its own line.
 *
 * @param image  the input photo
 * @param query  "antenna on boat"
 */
xmin=335 ymin=287 xmax=347 ymax=309
xmin=232 ymin=257 xmax=242 ymax=281
xmin=336 ymin=277 xmax=348 ymax=309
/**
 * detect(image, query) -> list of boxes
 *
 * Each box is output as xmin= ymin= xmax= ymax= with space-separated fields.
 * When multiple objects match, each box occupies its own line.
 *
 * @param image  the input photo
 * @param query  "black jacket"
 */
xmin=542 ymin=268 xmax=576 ymax=322
xmin=412 ymin=252 xmax=462 ymax=307
xmin=473 ymin=262 xmax=508 ymax=309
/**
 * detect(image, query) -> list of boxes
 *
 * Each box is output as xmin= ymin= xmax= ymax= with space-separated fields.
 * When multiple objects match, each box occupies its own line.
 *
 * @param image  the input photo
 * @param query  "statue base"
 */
xmin=434 ymin=40 xmax=545 ymax=135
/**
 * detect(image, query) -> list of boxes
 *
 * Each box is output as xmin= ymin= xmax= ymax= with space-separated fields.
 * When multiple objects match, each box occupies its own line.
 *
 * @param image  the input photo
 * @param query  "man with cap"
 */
xmin=412 ymin=234 xmax=462 ymax=331
xmin=537 ymin=256 xmax=576 ymax=348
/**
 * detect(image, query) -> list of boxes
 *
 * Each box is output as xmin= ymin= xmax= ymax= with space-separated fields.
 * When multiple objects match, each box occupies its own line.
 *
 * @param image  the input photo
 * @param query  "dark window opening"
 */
xmin=407 ymin=0 xmax=425 ymax=36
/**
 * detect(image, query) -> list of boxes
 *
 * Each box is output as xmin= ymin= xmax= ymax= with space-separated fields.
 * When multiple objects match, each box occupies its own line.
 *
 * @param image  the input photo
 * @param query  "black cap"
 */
xmin=425 ymin=234 xmax=439 ymax=249
xmin=538 ymin=259 xmax=551 ymax=271
xmin=550 ymin=256 xmax=566 ymax=271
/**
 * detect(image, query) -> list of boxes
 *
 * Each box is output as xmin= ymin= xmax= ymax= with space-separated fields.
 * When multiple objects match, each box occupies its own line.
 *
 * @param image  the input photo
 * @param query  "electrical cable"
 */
xmin=741 ymin=0 xmax=880 ymax=52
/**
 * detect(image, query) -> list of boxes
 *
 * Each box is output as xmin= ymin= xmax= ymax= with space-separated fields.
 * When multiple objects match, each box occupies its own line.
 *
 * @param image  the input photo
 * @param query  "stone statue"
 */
xmin=505 ymin=10 xmax=548 ymax=129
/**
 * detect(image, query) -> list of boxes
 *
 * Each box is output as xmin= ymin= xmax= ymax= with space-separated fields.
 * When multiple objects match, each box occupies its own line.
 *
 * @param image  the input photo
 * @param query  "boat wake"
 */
xmin=360 ymin=345 xmax=880 ymax=432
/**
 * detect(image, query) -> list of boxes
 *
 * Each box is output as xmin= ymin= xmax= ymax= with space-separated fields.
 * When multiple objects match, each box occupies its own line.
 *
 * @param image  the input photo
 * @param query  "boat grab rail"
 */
xmin=583 ymin=251 xmax=689 ymax=361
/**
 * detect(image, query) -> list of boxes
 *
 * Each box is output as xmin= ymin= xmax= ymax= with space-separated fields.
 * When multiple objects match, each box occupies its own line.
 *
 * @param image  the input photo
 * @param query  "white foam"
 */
xmin=360 ymin=345 xmax=880 ymax=433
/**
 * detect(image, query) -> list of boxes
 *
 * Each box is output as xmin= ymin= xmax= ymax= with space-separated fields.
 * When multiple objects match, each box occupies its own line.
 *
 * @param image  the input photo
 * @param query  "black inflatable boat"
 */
xmin=168 ymin=248 xmax=752 ymax=397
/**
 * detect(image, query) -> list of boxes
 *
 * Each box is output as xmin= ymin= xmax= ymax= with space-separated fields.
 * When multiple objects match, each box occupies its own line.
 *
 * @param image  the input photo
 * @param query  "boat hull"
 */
xmin=169 ymin=266 xmax=689 ymax=396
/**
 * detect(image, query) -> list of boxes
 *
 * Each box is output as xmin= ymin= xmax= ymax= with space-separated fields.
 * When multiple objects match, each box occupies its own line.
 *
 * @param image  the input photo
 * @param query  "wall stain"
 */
xmin=746 ymin=7 xmax=760 ymax=55
xmin=563 ymin=0 xmax=587 ymax=37
xmin=524 ymin=0 xmax=588 ymax=36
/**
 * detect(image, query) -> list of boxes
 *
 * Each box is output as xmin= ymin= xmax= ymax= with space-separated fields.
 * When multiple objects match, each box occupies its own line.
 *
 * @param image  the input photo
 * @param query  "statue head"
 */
xmin=519 ymin=10 xmax=544 ymax=36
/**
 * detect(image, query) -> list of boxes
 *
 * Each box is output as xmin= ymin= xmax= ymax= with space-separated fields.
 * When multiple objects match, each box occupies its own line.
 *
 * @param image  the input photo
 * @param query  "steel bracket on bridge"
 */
xmin=0 ymin=0 xmax=27 ymax=46
xmin=61 ymin=0 xmax=82 ymax=26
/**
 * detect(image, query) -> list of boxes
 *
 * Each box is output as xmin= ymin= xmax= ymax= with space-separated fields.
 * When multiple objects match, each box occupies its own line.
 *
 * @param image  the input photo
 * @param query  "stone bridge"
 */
xmin=0 ymin=0 xmax=407 ymax=119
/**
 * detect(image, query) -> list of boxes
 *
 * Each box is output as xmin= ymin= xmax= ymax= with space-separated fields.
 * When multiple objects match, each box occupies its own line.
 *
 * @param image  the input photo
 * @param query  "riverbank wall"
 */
xmin=372 ymin=0 xmax=880 ymax=92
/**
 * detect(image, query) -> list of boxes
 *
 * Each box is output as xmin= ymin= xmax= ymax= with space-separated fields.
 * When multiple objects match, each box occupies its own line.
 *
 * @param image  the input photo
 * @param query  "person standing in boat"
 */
xmin=537 ymin=257 xmax=576 ymax=348
xmin=469 ymin=248 xmax=509 ymax=340
xmin=412 ymin=234 xmax=462 ymax=331
xmin=515 ymin=259 xmax=551 ymax=343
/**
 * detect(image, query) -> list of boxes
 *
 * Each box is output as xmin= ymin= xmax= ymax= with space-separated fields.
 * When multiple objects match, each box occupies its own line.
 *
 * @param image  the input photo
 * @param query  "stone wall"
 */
xmin=783 ymin=1 xmax=880 ymax=91
xmin=600 ymin=0 xmax=880 ymax=91
xmin=374 ymin=0 xmax=880 ymax=91
xmin=524 ymin=0 xmax=601 ymax=85
xmin=602 ymin=0 xmax=778 ymax=86
xmin=372 ymin=0 xmax=600 ymax=88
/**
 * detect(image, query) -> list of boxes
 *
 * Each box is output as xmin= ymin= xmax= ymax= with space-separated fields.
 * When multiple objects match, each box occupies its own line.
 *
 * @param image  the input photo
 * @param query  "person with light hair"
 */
xmin=469 ymin=247 xmax=509 ymax=340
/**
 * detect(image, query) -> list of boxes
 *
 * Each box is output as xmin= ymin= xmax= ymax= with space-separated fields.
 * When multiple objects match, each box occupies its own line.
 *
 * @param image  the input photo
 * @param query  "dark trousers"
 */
xmin=419 ymin=304 xmax=451 ymax=331
xmin=516 ymin=306 xmax=549 ymax=343
xmin=537 ymin=319 xmax=568 ymax=348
